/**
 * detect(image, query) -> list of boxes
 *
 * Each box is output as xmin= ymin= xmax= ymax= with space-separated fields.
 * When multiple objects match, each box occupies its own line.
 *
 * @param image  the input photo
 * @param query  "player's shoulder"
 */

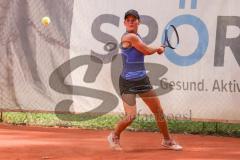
xmin=122 ymin=33 xmax=139 ymax=41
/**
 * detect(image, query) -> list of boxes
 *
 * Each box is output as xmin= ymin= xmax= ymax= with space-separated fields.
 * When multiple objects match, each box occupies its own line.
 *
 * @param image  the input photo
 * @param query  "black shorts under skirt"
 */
xmin=119 ymin=75 xmax=153 ymax=95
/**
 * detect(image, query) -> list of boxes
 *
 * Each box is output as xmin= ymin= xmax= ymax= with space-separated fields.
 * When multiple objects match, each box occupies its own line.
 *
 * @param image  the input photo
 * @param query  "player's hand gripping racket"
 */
xmin=162 ymin=25 xmax=179 ymax=49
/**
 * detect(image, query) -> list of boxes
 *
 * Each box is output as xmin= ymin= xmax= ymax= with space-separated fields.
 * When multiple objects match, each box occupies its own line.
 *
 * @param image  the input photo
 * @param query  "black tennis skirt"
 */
xmin=119 ymin=75 xmax=153 ymax=95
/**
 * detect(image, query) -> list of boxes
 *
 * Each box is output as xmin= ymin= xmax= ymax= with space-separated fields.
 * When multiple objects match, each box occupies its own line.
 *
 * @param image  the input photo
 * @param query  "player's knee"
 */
xmin=125 ymin=114 xmax=136 ymax=123
xmin=128 ymin=114 xmax=136 ymax=121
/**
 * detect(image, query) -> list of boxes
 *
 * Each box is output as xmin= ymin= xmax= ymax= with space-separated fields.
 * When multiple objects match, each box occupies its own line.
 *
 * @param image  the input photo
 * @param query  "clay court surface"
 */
xmin=0 ymin=124 xmax=239 ymax=160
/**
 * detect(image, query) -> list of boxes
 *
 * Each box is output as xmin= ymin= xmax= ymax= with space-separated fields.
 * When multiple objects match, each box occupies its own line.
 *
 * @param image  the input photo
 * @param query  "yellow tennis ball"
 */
xmin=41 ymin=16 xmax=51 ymax=26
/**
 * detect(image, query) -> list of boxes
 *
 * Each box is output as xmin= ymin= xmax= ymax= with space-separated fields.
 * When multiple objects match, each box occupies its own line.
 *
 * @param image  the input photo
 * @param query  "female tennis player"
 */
xmin=107 ymin=9 xmax=183 ymax=151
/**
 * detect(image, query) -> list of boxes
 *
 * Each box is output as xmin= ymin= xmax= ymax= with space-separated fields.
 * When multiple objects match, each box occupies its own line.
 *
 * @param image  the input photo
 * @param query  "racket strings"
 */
xmin=168 ymin=28 xmax=178 ymax=48
xmin=165 ymin=25 xmax=179 ymax=49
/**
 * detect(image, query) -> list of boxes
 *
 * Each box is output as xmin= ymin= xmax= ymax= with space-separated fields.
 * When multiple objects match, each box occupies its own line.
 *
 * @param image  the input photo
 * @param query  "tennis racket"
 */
xmin=162 ymin=25 xmax=179 ymax=49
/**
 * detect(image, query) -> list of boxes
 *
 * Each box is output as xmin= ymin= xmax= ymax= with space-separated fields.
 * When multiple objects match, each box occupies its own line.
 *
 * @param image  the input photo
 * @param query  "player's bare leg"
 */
xmin=139 ymin=90 xmax=170 ymax=139
xmin=139 ymin=90 xmax=183 ymax=150
xmin=108 ymin=94 xmax=137 ymax=150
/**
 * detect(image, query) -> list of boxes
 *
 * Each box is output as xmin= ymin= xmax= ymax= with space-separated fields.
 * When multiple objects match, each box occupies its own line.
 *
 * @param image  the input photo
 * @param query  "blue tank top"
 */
xmin=120 ymin=33 xmax=146 ymax=80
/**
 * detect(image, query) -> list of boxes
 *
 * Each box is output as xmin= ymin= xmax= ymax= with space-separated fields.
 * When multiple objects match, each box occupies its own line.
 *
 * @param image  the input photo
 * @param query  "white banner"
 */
xmin=70 ymin=0 xmax=240 ymax=122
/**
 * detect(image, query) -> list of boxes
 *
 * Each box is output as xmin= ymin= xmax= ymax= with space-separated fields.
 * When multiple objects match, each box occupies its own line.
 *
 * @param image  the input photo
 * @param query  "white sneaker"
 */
xmin=107 ymin=132 xmax=123 ymax=151
xmin=161 ymin=139 xmax=183 ymax=151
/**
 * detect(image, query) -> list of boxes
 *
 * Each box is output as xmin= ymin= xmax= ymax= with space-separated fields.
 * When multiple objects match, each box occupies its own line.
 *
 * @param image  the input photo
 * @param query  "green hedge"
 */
xmin=1 ymin=112 xmax=240 ymax=137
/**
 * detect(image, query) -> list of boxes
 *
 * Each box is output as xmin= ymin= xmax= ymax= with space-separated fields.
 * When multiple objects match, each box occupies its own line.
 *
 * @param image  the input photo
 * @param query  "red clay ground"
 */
xmin=0 ymin=124 xmax=240 ymax=160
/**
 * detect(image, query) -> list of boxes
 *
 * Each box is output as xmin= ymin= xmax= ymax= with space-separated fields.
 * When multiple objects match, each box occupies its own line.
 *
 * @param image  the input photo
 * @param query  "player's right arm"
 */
xmin=121 ymin=33 xmax=164 ymax=55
